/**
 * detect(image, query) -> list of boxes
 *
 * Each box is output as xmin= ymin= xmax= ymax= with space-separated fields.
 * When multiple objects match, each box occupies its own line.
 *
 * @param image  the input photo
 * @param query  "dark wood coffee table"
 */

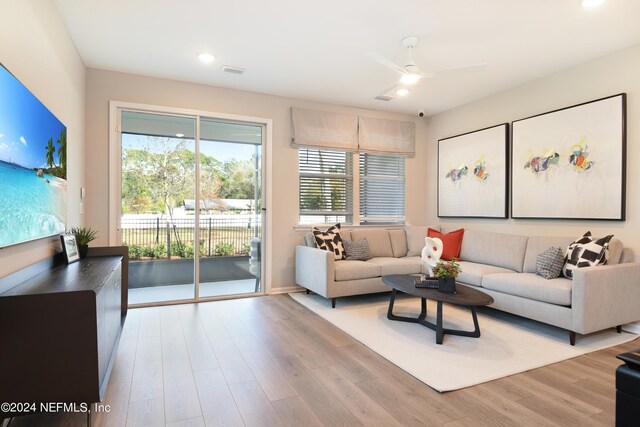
xmin=382 ymin=274 xmax=494 ymax=345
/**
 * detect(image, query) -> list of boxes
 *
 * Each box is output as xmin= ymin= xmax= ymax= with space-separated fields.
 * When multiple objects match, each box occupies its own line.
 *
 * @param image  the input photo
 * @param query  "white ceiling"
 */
xmin=53 ymin=0 xmax=640 ymax=116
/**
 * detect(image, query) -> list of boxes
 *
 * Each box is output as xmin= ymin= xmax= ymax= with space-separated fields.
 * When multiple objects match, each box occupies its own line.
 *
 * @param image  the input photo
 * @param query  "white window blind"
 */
xmin=359 ymin=153 xmax=405 ymax=224
xmin=299 ymin=148 xmax=353 ymax=224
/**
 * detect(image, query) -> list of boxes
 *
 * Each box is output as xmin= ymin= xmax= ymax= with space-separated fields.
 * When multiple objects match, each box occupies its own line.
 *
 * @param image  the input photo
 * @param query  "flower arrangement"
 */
xmin=432 ymin=257 xmax=461 ymax=279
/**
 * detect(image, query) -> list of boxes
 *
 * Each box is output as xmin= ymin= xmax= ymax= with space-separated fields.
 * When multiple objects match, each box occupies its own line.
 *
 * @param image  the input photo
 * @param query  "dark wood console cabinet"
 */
xmin=0 ymin=248 xmax=128 ymax=417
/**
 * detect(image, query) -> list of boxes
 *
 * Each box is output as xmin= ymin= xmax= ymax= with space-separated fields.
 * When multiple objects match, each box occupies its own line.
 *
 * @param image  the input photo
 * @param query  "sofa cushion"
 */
xmin=350 ymin=229 xmax=394 ymax=258
xmin=482 ymin=272 xmax=572 ymax=306
xmin=459 ymin=230 xmax=528 ymax=272
xmin=523 ymin=236 xmax=574 ymax=273
xmin=367 ymin=257 xmax=422 ymax=275
xmin=343 ymin=238 xmax=372 ymax=261
xmin=334 ymin=260 xmax=382 ymax=281
xmin=304 ymin=233 xmax=315 ymax=247
xmin=406 ymin=225 xmax=439 ymax=256
xmin=608 ymin=238 xmax=623 ymax=265
xmin=388 ymin=229 xmax=408 ymax=257
xmin=456 ymin=261 xmax=516 ymax=287
xmin=428 ymin=228 xmax=464 ymax=261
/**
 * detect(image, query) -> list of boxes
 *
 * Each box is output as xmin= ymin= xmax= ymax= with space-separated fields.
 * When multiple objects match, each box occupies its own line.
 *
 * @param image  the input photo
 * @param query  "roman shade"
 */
xmin=291 ymin=107 xmax=358 ymax=152
xmin=291 ymin=108 xmax=416 ymax=157
xmin=358 ymin=116 xmax=415 ymax=157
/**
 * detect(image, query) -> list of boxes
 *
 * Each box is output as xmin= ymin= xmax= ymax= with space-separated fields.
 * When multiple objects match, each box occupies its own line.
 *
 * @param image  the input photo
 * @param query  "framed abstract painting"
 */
xmin=511 ymin=93 xmax=626 ymax=220
xmin=438 ymin=123 xmax=509 ymax=218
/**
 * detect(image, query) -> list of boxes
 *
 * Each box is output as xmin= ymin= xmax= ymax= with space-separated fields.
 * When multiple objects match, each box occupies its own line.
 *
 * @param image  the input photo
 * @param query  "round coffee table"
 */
xmin=381 ymin=274 xmax=494 ymax=345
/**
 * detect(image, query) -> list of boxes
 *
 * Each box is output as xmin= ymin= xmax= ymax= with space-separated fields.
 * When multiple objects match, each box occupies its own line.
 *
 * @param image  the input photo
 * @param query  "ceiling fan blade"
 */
xmin=424 ymin=63 xmax=486 ymax=78
xmin=369 ymin=52 xmax=406 ymax=75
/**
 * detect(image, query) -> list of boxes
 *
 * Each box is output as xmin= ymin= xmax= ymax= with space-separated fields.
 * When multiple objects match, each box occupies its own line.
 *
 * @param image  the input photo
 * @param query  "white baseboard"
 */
xmin=269 ymin=285 xmax=305 ymax=295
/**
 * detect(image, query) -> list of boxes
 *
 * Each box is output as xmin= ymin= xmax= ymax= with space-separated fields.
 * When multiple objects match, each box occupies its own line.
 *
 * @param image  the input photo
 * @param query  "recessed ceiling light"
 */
xmin=400 ymin=73 xmax=421 ymax=85
xmin=581 ymin=0 xmax=605 ymax=8
xmin=176 ymin=133 xmax=184 ymax=137
xmin=198 ymin=52 xmax=215 ymax=63
xmin=396 ymin=88 xmax=409 ymax=97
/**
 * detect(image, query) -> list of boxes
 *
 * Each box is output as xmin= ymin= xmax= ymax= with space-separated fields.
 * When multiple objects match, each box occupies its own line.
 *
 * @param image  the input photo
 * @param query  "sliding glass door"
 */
xmin=198 ymin=118 xmax=263 ymax=298
xmin=117 ymin=110 xmax=264 ymax=305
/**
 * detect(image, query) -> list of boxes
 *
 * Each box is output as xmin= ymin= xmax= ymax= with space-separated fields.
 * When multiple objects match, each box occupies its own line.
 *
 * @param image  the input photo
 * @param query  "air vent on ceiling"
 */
xmin=221 ymin=65 xmax=245 ymax=75
xmin=374 ymin=95 xmax=393 ymax=102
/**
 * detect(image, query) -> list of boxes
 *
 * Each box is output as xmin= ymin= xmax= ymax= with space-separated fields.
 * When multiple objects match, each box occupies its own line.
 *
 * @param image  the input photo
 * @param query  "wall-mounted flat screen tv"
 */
xmin=0 ymin=64 xmax=66 ymax=247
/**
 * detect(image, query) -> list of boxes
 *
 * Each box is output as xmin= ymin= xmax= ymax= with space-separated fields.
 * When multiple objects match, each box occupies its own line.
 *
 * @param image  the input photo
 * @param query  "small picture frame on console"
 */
xmin=61 ymin=233 xmax=80 ymax=264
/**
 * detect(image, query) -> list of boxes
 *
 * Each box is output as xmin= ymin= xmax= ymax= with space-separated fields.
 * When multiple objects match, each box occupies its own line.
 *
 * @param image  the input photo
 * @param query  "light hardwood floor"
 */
xmin=7 ymin=294 xmax=638 ymax=427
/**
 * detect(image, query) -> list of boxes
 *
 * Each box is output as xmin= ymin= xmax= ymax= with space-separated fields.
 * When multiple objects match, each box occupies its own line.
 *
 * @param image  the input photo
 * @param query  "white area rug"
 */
xmin=623 ymin=321 xmax=640 ymax=334
xmin=290 ymin=292 xmax=638 ymax=392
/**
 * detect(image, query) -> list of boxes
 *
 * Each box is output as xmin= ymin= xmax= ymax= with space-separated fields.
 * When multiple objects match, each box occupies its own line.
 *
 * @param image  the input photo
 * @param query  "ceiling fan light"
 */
xmin=581 ymin=0 xmax=605 ymax=8
xmin=400 ymin=73 xmax=421 ymax=85
xmin=396 ymin=88 xmax=409 ymax=97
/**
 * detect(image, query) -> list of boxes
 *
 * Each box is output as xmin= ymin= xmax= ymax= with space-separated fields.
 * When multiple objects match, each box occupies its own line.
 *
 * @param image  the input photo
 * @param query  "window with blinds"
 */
xmin=299 ymin=149 xmax=353 ymax=224
xmin=359 ymin=153 xmax=405 ymax=224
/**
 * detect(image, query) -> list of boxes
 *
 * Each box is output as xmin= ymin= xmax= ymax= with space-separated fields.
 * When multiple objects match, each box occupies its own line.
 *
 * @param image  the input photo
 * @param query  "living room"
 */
xmin=1 ymin=0 xmax=640 ymax=426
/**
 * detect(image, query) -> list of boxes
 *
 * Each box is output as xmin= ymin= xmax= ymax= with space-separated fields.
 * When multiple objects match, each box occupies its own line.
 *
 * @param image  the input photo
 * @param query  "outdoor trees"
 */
xmin=218 ymin=157 xmax=256 ymax=199
xmin=121 ymin=136 xmax=258 ymax=215
xmin=122 ymin=137 xmax=194 ymax=216
xmin=121 ymin=136 xmax=260 ymax=259
xmin=200 ymin=152 xmax=223 ymax=201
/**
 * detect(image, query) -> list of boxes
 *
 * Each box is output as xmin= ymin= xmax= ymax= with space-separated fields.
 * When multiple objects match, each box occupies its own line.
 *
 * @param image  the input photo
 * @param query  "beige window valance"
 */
xmin=291 ymin=107 xmax=415 ymax=157
xmin=291 ymin=107 xmax=359 ymax=152
xmin=358 ymin=116 xmax=415 ymax=157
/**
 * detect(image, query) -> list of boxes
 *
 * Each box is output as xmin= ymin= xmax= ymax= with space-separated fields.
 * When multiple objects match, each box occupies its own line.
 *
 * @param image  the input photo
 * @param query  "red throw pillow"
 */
xmin=427 ymin=228 xmax=464 ymax=261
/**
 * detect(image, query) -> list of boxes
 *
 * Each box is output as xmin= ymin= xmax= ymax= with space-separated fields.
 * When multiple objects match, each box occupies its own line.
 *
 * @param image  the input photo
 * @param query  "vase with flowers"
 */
xmin=432 ymin=257 xmax=461 ymax=294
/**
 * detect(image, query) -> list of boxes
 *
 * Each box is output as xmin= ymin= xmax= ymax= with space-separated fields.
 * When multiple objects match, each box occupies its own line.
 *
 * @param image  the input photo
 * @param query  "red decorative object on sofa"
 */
xmin=427 ymin=228 xmax=465 ymax=261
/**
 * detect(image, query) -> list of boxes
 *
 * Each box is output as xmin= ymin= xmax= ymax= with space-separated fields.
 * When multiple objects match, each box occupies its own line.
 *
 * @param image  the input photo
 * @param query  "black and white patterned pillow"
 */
xmin=343 ymin=238 xmax=372 ymax=261
xmin=562 ymin=231 xmax=613 ymax=279
xmin=312 ymin=224 xmax=346 ymax=260
xmin=535 ymin=246 xmax=565 ymax=280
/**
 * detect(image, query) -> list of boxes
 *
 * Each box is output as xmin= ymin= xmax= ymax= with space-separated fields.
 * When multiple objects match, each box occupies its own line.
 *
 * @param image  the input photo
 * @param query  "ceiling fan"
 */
xmin=371 ymin=36 xmax=486 ymax=101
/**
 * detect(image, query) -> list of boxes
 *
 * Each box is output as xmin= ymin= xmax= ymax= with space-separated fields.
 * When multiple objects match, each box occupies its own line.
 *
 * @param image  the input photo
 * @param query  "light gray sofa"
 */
xmin=295 ymin=227 xmax=640 ymax=344
xmin=296 ymin=226 xmax=431 ymax=308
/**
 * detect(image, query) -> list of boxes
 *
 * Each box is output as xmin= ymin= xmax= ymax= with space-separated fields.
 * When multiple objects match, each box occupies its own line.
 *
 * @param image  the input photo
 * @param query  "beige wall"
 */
xmin=426 ymin=43 xmax=640 ymax=258
xmin=0 ymin=0 xmax=86 ymax=278
xmin=84 ymin=69 xmax=428 ymax=291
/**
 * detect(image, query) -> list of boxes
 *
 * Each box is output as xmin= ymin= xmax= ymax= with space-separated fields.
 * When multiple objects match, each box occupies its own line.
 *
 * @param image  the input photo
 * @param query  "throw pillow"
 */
xmin=535 ymin=246 xmax=565 ymax=279
xmin=427 ymin=228 xmax=464 ymax=261
xmin=562 ymin=231 xmax=613 ymax=279
xmin=343 ymin=238 xmax=372 ymax=261
xmin=312 ymin=223 xmax=346 ymax=260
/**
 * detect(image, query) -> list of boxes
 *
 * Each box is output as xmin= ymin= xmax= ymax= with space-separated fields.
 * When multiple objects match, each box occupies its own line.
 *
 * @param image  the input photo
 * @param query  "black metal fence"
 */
xmin=122 ymin=215 xmax=261 ymax=260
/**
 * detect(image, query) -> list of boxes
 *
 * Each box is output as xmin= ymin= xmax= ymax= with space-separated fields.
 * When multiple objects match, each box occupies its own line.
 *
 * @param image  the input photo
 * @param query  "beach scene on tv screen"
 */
xmin=0 ymin=65 xmax=67 ymax=247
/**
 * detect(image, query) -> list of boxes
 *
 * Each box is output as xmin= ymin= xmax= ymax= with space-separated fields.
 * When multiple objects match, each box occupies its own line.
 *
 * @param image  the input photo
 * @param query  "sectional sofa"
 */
xmin=295 ymin=226 xmax=640 ymax=344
